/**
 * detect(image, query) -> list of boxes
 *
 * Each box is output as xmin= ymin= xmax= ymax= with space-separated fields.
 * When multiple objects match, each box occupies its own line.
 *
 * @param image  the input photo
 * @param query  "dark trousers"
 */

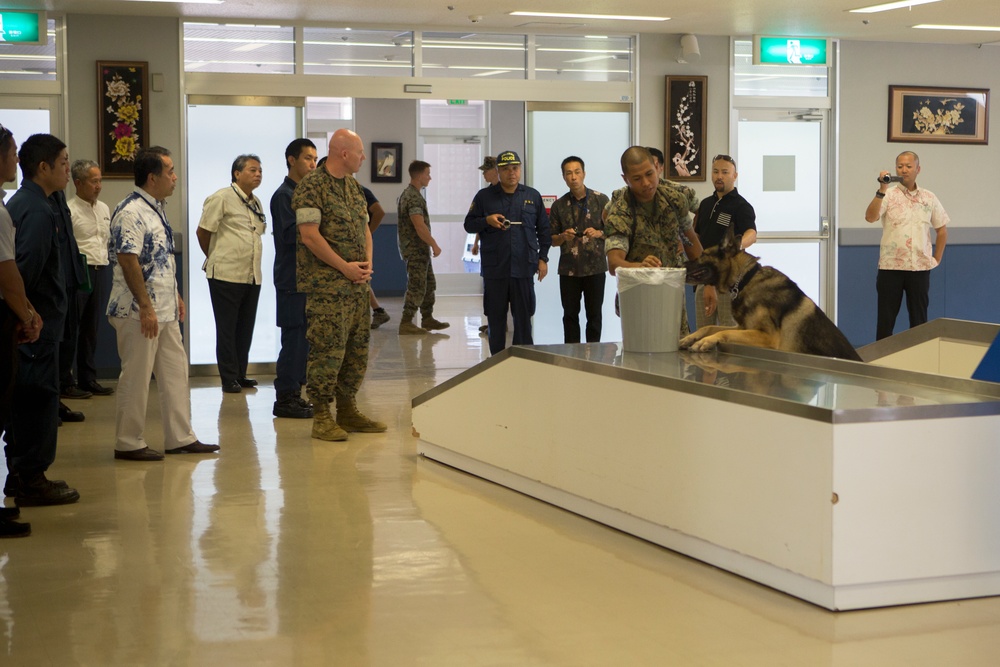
xmin=208 ymin=278 xmax=261 ymax=384
xmin=559 ymin=273 xmax=606 ymax=343
xmin=274 ymin=290 xmax=308 ymax=397
xmin=4 ymin=340 xmax=59 ymax=475
xmin=484 ymin=277 xmax=535 ymax=355
xmin=73 ymin=264 xmax=109 ymax=386
xmin=0 ymin=304 xmax=17 ymax=428
xmin=58 ymin=284 xmax=80 ymax=390
xmin=876 ymin=269 xmax=930 ymax=340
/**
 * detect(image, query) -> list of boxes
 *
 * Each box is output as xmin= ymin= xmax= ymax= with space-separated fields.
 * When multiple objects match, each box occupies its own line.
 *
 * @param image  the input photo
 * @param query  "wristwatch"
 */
xmin=875 ymin=191 xmax=885 ymax=199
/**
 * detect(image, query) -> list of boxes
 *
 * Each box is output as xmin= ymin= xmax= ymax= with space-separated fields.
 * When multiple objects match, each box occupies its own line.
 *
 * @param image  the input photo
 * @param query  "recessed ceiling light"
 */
xmin=849 ymin=0 xmax=940 ymax=13
xmin=510 ymin=11 xmax=668 ymax=22
xmin=912 ymin=24 xmax=1000 ymax=31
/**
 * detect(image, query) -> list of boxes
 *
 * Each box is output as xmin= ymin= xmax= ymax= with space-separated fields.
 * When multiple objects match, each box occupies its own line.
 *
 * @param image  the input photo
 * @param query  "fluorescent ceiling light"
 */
xmin=510 ymin=11 xmax=668 ymax=22
xmin=849 ymin=0 xmax=940 ymax=13
xmin=126 ymin=0 xmax=224 ymax=4
xmin=912 ymin=24 xmax=1000 ymax=31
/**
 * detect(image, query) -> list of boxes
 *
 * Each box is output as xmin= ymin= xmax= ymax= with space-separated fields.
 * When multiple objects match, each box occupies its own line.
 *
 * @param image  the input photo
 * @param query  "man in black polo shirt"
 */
xmin=693 ymin=155 xmax=757 ymax=329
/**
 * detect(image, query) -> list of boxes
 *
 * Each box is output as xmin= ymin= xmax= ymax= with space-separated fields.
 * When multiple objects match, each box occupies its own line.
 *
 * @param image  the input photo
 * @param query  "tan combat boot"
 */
xmin=398 ymin=316 xmax=428 ymax=335
xmin=336 ymin=395 xmax=388 ymax=433
xmin=420 ymin=315 xmax=450 ymax=330
xmin=311 ymin=404 xmax=348 ymax=441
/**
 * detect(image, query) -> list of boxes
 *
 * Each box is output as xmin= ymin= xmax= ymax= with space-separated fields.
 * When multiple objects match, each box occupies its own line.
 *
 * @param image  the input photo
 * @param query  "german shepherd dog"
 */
xmin=680 ymin=234 xmax=862 ymax=361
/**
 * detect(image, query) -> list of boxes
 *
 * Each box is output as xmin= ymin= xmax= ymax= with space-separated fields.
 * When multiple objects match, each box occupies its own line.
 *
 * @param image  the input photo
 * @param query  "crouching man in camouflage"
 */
xmin=291 ymin=129 xmax=386 ymax=441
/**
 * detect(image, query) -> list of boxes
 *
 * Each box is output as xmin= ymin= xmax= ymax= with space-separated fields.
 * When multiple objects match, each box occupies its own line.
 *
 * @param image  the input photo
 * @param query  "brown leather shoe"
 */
xmin=165 ymin=441 xmax=220 ymax=455
xmin=115 ymin=447 xmax=165 ymax=461
xmin=15 ymin=473 xmax=80 ymax=506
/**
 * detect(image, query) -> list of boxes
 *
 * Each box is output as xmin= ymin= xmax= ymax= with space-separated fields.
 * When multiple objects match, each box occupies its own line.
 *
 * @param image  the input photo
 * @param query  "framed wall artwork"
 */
xmin=97 ymin=61 xmax=150 ymax=179
xmin=888 ymin=85 xmax=989 ymax=145
xmin=371 ymin=142 xmax=403 ymax=183
xmin=665 ymin=75 xmax=707 ymax=181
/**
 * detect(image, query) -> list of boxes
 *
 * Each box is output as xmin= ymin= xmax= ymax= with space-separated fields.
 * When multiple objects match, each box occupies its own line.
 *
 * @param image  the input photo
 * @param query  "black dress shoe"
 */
xmin=0 ymin=507 xmax=20 ymax=520
xmin=114 ymin=447 xmax=165 ymax=461
xmin=237 ymin=377 xmax=258 ymax=388
xmin=273 ymin=398 xmax=314 ymax=419
xmin=222 ymin=381 xmax=242 ymax=394
xmin=59 ymin=401 xmax=85 ymax=422
xmin=4 ymin=473 xmax=67 ymax=497
xmin=165 ymin=441 xmax=220 ymax=454
xmin=0 ymin=519 xmax=31 ymax=538
xmin=60 ymin=386 xmax=93 ymax=400
xmin=15 ymin=474 xmax=80 ymax=506
xmin=81 ymin=381 xmax=115 ymax=396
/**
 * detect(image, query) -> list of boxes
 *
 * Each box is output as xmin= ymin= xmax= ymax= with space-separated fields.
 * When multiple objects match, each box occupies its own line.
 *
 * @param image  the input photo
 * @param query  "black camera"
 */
xmin=877 ymin=175 xmax=904 ymax=184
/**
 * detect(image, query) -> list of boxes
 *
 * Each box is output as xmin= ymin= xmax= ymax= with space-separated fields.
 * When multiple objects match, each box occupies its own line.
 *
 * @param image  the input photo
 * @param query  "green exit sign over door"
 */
xmin=0 ymin=11 xmax=45 ymax=44
xmin=755 ymin=37 xmax=830 ymax=66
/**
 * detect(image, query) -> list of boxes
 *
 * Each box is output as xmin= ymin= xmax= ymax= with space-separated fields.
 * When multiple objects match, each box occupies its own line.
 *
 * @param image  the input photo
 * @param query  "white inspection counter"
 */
xmin=413 ymin=341 xmax=1000 ymax=611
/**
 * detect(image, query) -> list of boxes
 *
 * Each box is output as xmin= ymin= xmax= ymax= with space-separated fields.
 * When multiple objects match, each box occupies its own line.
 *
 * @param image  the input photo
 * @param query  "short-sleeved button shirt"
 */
xmin=107 ymin=188 xmax=179 ymax=323
xmin=604 ymin=182 xmax=697 ymax=268
xmin=291 ymin=167 xmax=369 ymax=294
xmin=198 ymin=185 xmax=266 ymax=284
xmin=695 ymin=187 xmax=756 ymax=250
xmin=877 ymin=184 xmax=949 ymax=271
xmin=396 ymin=184 xmax=430 ymax=259
xmin=548 ymin=188 xmax=609 ymax=277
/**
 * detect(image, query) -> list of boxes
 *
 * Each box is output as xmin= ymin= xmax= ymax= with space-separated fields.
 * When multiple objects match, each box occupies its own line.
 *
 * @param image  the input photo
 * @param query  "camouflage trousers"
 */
xmin=305 ymin=289 xmax=369 ymax=405
xmin=401 ymin=254 xmax=436 ymax=321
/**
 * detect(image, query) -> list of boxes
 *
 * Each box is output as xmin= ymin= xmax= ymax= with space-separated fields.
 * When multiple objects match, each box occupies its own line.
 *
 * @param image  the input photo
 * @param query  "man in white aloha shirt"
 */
xmin=865 ymin=150 xmax=948 ymax=340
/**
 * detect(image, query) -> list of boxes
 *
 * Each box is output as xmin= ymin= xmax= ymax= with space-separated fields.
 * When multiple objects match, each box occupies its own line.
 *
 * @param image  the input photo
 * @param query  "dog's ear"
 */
xmin=719 ymin=230 xmax=742 ymax=256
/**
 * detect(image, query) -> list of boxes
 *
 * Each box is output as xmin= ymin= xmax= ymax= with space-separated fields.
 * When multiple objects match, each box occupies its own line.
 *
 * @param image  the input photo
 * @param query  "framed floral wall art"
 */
xmin=665 ymin=75 xmax=707 ymax=181
xmin=97 ymin=61 xmax=150 ymax=178
xmin=888 ymin=85 xmax=989 ymax=145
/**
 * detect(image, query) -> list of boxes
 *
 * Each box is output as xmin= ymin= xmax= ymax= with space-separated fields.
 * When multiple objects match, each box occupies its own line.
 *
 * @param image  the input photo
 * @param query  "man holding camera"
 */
xmin=865 ymin=151 xmax=948 ymax=340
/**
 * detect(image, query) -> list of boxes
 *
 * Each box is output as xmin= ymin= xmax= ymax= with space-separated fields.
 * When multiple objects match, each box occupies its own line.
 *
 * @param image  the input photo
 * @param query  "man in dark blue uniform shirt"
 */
xmin=270 ymin=138 xmax=317 ymax=419
xmin=464 ymin=150 xmax=551 ymax=355
xmin=4 ymin=133 xmax=81 ymax=506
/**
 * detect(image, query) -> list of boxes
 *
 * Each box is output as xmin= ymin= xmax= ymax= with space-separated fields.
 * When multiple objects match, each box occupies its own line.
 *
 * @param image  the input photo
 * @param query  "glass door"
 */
xmin=0 ymin=96 xmax=57 ymax=201
xmin=186 ymin=98 xmax=302 ymax=368
xmin=734 ymin=108 xmax=830 ymax=310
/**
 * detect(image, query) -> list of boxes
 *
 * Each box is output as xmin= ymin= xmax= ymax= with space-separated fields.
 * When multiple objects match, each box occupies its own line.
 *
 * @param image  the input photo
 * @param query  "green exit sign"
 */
xmin=447 ymin=99 xmax=468 ymax=105
xmin=0 ymin=11 xmax=45 ymax=45
xmin=755 ymin=36 xmax=830 ymax=66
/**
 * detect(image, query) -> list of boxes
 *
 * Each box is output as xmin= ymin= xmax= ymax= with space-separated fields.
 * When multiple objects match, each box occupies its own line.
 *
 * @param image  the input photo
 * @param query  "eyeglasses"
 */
xmin=712 ymin=154 xmax=737 ymax=168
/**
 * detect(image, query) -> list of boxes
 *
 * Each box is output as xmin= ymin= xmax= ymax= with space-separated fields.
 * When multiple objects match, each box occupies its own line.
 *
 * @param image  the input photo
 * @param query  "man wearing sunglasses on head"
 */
xmin=692 ymin=154 xmax=757 ymax=328
xmin=197 ymin=154 xmax=266 ymax=394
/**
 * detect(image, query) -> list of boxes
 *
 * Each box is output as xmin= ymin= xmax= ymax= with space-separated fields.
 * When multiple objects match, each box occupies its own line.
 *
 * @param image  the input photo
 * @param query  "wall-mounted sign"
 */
xmin=0 ymin=11 xmax=46 ymax=45
xmin=754 ymin=36 xmax=830 ymax=67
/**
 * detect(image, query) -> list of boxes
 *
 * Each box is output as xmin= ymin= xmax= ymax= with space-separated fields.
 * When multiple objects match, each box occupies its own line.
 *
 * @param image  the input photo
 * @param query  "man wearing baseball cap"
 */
xmin=464 ymin=150 xmax=550 ymax=355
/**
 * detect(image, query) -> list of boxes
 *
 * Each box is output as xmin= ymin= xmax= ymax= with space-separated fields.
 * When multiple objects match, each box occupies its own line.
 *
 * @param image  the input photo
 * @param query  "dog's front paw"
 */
xmin=679 ymin=333 xmax=698 ymax=349
xmin=688 ymin=335 xmax=720 ymax=353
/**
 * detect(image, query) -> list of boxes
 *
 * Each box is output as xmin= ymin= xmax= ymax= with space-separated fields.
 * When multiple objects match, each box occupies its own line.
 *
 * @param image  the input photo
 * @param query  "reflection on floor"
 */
xmin=3 ymin=296 xmax=1000 ymax=665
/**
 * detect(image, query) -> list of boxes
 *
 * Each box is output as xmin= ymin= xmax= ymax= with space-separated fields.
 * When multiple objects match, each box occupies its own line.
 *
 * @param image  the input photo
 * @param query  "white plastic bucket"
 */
xmin=616 ymin=267 xmax=685 ymax=353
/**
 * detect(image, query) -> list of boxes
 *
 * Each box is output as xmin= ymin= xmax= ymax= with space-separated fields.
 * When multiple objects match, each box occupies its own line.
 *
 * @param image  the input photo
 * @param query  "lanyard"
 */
xmin=232 ymin=185 xmax=266 ymax=226
xmin=115 ymin=191 xmax=174 ymax=250
xmin=572 ymin=190 xmax=590 ymax=233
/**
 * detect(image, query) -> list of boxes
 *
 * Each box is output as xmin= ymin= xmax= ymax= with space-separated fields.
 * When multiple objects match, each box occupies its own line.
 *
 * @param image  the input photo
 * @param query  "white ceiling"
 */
xmin=44 ymin=0 xmax=1000 ymax=46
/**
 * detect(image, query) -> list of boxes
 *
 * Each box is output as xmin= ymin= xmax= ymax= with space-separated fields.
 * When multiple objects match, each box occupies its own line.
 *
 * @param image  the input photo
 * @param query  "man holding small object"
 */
xmin=865 ymin=151 xmax=948 ymax=340
xmin=464 ymin=150 xmax=550 ymax=355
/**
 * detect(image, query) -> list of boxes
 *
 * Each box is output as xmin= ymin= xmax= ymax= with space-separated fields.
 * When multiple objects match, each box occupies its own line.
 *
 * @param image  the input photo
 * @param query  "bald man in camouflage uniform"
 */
xmin=605 ymin=146 xmax=703 ymax=337
xmin=292 ymin=129 xmax=385 ymax=441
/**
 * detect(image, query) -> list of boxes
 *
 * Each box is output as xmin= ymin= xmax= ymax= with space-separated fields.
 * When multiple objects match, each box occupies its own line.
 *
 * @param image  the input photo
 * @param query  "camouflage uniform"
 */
xmin=605 ymin=181 xmax=699 ymax=336
xmin=396 ymin=184 xmax=436 ymax=321
xmin=291 ymin=168 xmax=370 ymax=405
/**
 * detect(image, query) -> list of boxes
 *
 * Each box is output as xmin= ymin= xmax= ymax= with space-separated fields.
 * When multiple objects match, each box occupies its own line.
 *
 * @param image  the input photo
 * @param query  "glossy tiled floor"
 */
xmin=3 ymin=296 xmax=1000 ymax=666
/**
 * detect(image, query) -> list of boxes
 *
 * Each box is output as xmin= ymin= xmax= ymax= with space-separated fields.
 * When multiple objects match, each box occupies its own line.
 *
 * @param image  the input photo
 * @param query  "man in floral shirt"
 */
xmin=549 ymin=156 xmax=609 ymax=344
xmin=865 ymin=151 xmax=949 ymax=340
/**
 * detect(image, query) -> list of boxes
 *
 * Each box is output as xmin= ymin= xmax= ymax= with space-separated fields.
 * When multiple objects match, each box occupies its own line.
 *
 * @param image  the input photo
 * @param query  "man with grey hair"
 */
xmin=66 ymin=159 xmax=114 ymax=396
xmin=197 ymin=154 xmax=266 ymax=394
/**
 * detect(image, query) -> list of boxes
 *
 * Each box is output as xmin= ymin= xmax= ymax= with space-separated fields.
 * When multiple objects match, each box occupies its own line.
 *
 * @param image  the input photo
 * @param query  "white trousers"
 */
xmin=110 ymin=317 xmax=197 ymax=452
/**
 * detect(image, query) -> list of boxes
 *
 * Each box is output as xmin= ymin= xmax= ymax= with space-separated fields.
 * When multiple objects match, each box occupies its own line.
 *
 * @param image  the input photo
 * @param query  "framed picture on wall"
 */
xmin=888 ymin=85 xmax=989 ymax=145
xmin=665 ymin=75 xmax=707 ymax=181
xmin=97 ymin=61 xmax=150 ymax=179
xmin=371 ymin=142 xmax=403 ymax=183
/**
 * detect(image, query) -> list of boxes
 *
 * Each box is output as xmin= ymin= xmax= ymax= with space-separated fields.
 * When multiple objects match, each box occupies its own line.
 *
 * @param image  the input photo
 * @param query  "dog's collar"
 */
xmin=729 ymin=262 xmax=760 ymax=301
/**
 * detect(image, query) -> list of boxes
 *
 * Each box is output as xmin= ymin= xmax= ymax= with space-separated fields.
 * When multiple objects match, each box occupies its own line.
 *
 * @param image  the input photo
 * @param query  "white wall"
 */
xmin=838 ymin=41 xmax=1000 ymax=230
xmin=637 ymin=33 xmax=733 ymax=204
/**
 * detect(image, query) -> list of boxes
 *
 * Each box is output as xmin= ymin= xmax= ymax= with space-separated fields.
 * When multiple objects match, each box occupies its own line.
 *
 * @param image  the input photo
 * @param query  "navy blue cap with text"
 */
xmin=496 ymin=150 xmax=521 ymax=166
